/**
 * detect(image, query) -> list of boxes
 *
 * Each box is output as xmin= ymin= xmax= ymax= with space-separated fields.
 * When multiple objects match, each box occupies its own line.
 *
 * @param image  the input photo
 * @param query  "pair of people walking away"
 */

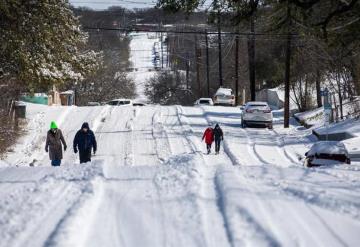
xmin=202 ymin=123 xmax=224 ymax=155
xmin=45 ymin=121 xmax=97 ymax=166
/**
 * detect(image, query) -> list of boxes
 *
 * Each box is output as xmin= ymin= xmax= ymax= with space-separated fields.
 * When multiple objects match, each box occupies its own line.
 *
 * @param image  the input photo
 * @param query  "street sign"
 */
xmin=320 ymin=88 xmax=329 ymax=97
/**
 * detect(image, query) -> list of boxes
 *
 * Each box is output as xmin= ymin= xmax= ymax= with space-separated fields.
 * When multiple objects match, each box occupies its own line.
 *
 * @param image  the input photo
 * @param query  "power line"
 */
xmin=83 ymin=26 xmax=302 ymax=37
xmin=71 ymin=0 xmax=156 ymax=5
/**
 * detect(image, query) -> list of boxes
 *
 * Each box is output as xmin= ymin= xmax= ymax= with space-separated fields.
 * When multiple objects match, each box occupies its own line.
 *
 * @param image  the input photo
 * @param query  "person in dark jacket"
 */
xmin=202 ymin=123 xmax=214 ymax=154
xmin=45 ymin=121 xmax=67 ymax=166
xmin=73 ymin=122 xmax=97 ymax=164
xmin=213 ymin=123 xmax=224 ymax=155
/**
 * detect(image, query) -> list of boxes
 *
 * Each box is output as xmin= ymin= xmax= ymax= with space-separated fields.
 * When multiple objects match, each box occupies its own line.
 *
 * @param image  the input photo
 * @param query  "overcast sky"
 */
xmin=69 ymin=0 xmax=156 ymax=10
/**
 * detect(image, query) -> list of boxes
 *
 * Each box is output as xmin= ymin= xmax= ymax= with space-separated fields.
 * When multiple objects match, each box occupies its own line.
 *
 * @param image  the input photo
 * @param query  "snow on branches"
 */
xmin=0 ymin=0 xmax=101 ymax=90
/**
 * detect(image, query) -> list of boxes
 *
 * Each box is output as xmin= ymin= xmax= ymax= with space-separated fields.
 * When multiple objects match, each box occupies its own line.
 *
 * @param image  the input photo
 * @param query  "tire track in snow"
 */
xmin=152 ymin=106 xmax=172 ymax=163
xmin=0 ymin=162 xmax=104 ymax=247
xmin=218 ymin=120 xmax=360 ymax=245
xmin=243 ymin=128 xmax=292 ymax=166
xmin=124 ymin=107 xmax=137 ymax=166
xmin=190 ymin=107 xmax=282 ymax=246
xmin=196 ymin=106 xmax=350 ymax=246
xmin=267 ymin=129 xmax=301 ymax=166
xmin=214 ymin=168 xmax=282 ymax=247
xmin=177 ymin=106 xmax=279 ymax=247
xmin=173 ymin=106 xmax=233 ymax=247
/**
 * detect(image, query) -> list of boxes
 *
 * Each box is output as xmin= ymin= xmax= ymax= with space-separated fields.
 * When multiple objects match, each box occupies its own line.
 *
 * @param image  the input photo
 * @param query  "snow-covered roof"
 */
xmin=109 ymin=98 xmax=133 ymax=101
xmin=60 ymin=90 xmax=74 ymax=95
xmin=307 ymin=141 xmax=348 ymax=156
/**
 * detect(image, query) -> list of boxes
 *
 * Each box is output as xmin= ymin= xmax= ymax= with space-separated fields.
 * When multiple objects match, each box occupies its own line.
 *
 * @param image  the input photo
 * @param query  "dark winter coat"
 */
xmin=45 ymin=129 xmax=66 ymax=160
xmin=213 ymin=124 xmax=224 ymax=141
xmin=202 ymin=127 xmax=214 ymax=144
xmin=73 ymin=123 xmax=97 ymax=153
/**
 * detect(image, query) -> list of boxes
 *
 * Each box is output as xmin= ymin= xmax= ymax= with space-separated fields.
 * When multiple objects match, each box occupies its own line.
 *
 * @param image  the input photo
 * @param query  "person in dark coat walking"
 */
xmin=213 ymin=123 xmax=224 ymax=155
xmin=73 ymin=122 xmax=97 ymax=164
xmin=202 ymin=123 xmax=214 ymax=154
xmin=45 ymin=121 xmax=67 ymax=166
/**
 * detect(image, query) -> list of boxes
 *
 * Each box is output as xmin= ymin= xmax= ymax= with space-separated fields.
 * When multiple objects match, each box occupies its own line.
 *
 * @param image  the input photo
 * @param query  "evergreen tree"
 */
xmin=0 ymin=0 xmax=99 ymax=93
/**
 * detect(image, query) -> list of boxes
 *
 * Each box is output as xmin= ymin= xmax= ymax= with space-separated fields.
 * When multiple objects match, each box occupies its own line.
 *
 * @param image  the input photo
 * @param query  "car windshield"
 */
xmin=248 ymin=104 xmax=268 ymax=110
xmin=108 ymin=101 xmax=119 ymax=105
xmin=199 ymin=100 xmax=210 ymax=104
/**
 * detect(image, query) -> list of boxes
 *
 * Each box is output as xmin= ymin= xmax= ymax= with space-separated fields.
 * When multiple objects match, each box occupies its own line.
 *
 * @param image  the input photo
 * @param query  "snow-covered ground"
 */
xmin=1 ymin=103 xmax=360 ymax=247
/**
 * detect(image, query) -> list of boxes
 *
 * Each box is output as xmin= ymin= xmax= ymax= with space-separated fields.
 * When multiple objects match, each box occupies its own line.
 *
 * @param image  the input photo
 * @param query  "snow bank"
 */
xmin=294 ymin=107 xmax=324 ymax=127
xmin=315 ymin=118 xmax=360 ymax=136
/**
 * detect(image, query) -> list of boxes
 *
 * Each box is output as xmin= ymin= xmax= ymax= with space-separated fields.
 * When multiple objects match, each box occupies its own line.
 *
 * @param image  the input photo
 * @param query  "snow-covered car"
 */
xmin=106 ymin=99 xmax=133 ymax=106
xmin=194 ymin=98 xmax=214 ymax=106
xmin=304 ymin=141 xmax=351 ymax=167
xmin=87 ymin=102 xmax=101 ymax=106
xmin=241 ymin=101 xmax=273 ymax=129
xmin=213 ymin=88 xmax=235 ymax=106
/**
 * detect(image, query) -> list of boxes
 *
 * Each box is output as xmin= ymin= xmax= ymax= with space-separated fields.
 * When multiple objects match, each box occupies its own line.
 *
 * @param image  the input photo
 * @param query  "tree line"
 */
xmin=153 ymin=0 xmax=360 ymax=127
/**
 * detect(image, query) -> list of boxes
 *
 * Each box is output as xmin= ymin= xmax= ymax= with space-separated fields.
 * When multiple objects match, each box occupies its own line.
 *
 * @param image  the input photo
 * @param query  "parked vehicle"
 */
xmin=106 ymin=99 xmax=133 ymax=106
xmin=87 ymin=102 xmax=101 ymax=106
xmin=194 ymin=98 xmax=214 ymax=106
xmin=241 ymin=101 xmax=273 ymax=129
xmin=213 ymin=88 xmax=235 ymax=106
xmin=304 ymin=141 xmax=351 ymax=167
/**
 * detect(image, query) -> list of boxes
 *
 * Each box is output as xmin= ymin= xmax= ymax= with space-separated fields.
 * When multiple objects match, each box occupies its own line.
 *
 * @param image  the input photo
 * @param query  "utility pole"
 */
xmin=186 ymin=53 xmax=190 ymax=89
xmin=284 ymin=1 xmax=292 ymax=128
xmin=217 ymin=10 xmax=223 ymax=87
xmin=195 ymin=35 xmax=202 ymax=97
xmin=167 ymin=35 xmax=170 ymax=67
xmin=316 ymin=69 xmax=322 ymax=107
xmin=160 ymin=30 xmax=164 ymax=69
xmin=235 ymin=33 xmax=240 ymax=106
xmin=248 ymin=15 xmax=256 ymax=101
xmin=205 ymin=30 xmax=210 ymax=97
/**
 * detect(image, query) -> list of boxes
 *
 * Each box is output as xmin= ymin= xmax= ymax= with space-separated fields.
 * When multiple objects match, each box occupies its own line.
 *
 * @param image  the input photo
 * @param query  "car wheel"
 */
xmin=268 ymin=123 xmax=273 ymax=129
xmin=304 ymin=158 xmax=312 ymax=167
xmin=346 ymin=158 xmax=351 ymax=165
xmin=242 ymin=121 xmax=246 ymax=128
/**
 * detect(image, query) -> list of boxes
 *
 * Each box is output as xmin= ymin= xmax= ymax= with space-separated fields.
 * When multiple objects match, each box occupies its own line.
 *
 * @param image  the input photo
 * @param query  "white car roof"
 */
xmin=308 ymin=141 xmax=348 ymax=156
xmin=198 ymin=98 xmax=213 ymax=101
xmin=246 ymin=101 xmax=269 ymax=106
xmin=110 ymin=99 xmax=132 ymax=101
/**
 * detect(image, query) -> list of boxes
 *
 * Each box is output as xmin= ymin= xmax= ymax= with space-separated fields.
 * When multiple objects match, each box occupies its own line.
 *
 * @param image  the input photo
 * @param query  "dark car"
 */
xmin=304 ymin=141 xmax=351 ymax=167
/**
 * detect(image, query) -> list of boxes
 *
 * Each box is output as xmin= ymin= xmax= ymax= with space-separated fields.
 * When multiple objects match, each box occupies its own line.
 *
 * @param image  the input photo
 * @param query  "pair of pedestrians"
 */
xmin=202 ymin=123 xmax=224 ymax=155
xmin=45 ymin=122 xmax=97 ymax=166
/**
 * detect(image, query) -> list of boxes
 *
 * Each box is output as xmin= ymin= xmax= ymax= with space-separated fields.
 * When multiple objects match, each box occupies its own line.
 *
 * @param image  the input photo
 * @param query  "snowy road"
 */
xmin=1 ymin=104 xmax=360 ymax=247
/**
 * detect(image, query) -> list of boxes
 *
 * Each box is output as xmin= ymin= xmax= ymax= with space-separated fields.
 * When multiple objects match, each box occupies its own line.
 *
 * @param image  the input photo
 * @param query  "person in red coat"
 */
xmin=202 ymin=124 xmax=214 ymax=154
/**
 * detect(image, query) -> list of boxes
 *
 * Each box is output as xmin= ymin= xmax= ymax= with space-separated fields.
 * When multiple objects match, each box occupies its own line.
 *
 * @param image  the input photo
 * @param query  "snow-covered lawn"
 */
xmin=1 ymin=103 xmax=360 ymax=247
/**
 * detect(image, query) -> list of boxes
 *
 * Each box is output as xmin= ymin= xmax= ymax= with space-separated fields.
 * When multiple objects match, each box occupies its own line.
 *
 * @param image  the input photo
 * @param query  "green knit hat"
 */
xmin=50 ymin=121 xmax=58 ymax=129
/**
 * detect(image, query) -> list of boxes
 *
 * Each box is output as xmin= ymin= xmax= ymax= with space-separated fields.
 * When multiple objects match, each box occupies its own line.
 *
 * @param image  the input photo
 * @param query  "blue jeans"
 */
xmin=51 ymin=160 xmax=61 ymax=166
